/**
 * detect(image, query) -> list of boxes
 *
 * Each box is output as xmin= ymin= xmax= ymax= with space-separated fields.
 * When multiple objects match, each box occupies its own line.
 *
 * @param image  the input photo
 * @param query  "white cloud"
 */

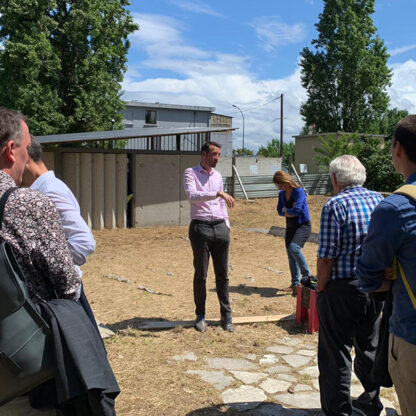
xmin=250 ymin=16 xmax=307 ymax=53
xmin=124 ymin=14 xmax=416 ymax=150
xmin=170 ymin=0 xmax=224 ymax=18
xmin=388 ymin=60 xmax=416 ymax=113
xmin=389 ymin=44 xmax=416 ymax=57
xmin=130 ymin=13 xmax=209 ymax=59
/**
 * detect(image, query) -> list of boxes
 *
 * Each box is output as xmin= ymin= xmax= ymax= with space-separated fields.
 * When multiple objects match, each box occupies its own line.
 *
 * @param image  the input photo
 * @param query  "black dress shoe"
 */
xmin=194 ymin=317 xmax=206 ymax=332
xmin=221 ymin=317 xmax=234 ymax=332
xmin=352 ymin=392 xmax=383 ymax=416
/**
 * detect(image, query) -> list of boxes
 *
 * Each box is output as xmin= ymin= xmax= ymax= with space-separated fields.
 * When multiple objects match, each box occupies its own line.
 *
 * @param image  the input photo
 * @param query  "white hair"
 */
xmin=329 ymin=155 xmax=366 ymax=186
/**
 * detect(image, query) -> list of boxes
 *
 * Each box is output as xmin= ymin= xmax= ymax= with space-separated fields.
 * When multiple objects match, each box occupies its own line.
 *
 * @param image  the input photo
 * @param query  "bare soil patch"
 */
xmin=82 ymin=195 xmax=330 ymax=415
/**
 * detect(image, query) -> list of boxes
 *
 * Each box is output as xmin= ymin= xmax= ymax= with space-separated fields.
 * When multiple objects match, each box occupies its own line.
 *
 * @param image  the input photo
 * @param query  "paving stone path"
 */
xmin=172 ymin=335 xmax=399 ymax=415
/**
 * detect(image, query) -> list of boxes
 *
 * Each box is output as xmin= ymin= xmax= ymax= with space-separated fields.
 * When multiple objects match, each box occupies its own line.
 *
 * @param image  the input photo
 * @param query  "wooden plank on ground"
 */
xmin=138 ymin=314 xmax=295 ymax=330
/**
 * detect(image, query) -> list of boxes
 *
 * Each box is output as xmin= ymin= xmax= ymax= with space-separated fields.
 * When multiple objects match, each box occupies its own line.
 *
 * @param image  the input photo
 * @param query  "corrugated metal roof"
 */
xmin=124 ymin=101 xmax=215 ymax=112
xmin=37 ymin=126 xmax=236 ymax=144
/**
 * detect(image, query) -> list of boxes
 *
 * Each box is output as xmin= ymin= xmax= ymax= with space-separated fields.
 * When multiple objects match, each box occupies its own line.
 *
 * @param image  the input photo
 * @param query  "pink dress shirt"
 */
xmin=184 ymin=164 xmax=230 ymax=228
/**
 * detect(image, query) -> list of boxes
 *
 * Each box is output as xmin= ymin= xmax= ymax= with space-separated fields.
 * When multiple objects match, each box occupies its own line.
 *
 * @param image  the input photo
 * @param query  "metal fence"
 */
xmin=125 ymin=132 xmax=211 ymax=151
xmin=225 ymin=173 xmax=331 ymax=199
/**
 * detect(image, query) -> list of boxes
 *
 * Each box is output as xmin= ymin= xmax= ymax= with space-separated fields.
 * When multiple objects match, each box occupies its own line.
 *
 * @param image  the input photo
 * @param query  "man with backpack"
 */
xmin=357 ymin=115 xmax=416 ymax=416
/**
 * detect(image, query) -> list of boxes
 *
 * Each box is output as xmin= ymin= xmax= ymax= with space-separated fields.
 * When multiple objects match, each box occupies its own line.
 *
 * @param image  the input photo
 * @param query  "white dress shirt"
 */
xmin=31 ymin=170 xmax=96 ymax=276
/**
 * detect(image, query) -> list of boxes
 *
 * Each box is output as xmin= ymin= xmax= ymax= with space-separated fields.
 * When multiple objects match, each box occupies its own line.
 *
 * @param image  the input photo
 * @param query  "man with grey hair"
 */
xmin=316 ymin=155 xmax=384 ymax=416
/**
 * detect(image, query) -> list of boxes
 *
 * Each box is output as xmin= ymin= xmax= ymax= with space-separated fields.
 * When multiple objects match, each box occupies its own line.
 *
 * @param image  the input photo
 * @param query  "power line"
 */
xmin=229 ymin=94 xmax=282 ymax=115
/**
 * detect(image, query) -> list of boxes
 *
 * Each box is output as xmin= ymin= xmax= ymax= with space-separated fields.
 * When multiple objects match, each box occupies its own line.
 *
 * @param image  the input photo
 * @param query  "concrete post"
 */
xmin=115 ymin=154 xmax=127 ymax=228
xmin=62 ymin=153 xmax=80 ymax=200
xmin=42 ymin=152 xmax=55 ymax=171
xmin=92 ymin=153 xmax=104 ymax=230
xmin=53 ymin=151 xmax=63 ymax=178
xmin=104 ymin=154 xmax=116 ymax=229
xmin=80 ymin=153 xmax=93 ymax=228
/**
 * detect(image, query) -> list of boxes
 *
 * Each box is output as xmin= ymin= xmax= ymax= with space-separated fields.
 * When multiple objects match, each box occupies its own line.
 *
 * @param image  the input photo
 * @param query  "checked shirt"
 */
xmin=318 ymin=185 xmax=383 ymax=280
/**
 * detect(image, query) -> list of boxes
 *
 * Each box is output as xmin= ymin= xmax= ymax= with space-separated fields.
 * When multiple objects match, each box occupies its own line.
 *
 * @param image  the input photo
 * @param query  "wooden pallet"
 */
xmin=138 ymin=314 xmax=295 ymax=330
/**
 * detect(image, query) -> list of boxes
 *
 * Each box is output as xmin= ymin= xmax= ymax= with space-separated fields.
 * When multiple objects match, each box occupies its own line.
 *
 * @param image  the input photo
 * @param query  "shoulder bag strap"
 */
xmin=0 ymin=187 xmax=18 ymax=228
xmin=393 ymin=184 xmax=416 ymax=310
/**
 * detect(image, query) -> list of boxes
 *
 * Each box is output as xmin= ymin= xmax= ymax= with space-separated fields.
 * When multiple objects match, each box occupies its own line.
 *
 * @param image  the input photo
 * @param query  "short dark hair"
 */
xmin=0 ymin=107 xmax=26 ymax=149
xmin=393 ymin=115 xmax=416 ymax=164
xmin=201 ymin=141 xmax=221 ymax=154
xmin=28 ymin=135 xmax=43 ymax=163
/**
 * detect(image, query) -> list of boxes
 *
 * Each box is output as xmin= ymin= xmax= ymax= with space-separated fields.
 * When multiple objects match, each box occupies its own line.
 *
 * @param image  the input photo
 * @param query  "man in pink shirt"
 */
xmin=184 ymin=141 xmax=235 ymax=332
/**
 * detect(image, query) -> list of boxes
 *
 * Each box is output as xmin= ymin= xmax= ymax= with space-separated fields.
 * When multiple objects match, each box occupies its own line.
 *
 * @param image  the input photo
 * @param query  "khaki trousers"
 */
xmin=0 ymin=396 xmax=57 ymax=416
xmin=389 ymin=333 xmax=416 ymax=416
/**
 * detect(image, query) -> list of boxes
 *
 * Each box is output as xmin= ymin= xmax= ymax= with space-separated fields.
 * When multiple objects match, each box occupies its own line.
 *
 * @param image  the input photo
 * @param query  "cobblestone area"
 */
xmin=173 ymin=335 xmax=399 ymax=415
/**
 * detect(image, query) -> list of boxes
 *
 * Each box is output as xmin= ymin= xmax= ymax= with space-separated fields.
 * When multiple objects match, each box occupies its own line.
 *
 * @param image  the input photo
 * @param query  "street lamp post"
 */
xmin=232 ymin=104 xmax=245 ymax=152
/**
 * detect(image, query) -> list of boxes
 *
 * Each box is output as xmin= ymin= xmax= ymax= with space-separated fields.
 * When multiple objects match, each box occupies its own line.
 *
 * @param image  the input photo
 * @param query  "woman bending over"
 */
xmin=273 ymin=171 xmax=312 ymax=297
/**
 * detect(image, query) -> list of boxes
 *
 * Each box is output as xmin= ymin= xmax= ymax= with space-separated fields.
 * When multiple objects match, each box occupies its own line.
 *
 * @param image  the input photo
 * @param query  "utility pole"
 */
xmin=280 ymin=94 xmax=284 ymax=157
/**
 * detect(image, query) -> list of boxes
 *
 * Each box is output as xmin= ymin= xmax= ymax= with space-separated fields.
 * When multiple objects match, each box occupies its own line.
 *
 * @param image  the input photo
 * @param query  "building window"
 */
xmin=145 ymin=110 xmax=157 ymax=125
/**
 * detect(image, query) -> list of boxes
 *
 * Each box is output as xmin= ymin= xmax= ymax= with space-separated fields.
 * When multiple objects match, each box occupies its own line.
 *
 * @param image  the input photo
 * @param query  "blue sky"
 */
xmin=122 ymin=0 xmax=416 ymax=150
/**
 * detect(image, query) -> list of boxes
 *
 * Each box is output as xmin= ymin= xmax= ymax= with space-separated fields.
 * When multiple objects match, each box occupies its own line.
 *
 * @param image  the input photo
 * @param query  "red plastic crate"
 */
xmin=295 ymin=285 xmax=319 ymax=334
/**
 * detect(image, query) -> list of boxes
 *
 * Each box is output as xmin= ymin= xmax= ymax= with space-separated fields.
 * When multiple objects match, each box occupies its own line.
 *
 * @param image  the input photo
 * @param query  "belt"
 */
xmin=192 ymin=219 xmax=224 ymax=226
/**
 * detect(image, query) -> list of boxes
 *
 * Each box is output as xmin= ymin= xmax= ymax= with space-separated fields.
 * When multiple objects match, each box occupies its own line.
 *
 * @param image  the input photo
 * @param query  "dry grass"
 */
xmin=83 ymin=194 xmax=382 ymax=415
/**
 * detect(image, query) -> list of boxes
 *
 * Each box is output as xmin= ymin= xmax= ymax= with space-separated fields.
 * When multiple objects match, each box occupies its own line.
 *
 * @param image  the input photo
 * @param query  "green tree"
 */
xmin=300 ymin=0 xmax=392 ymax=133
xmin=258 ymin=139 xmax=280 ymax=158
xmin=314 ymin=134 xmax=403 ymax=192
xmin=314 ymin=134 xmax=352 ymax=169
xmin=0 ymin=0 xmax=138 ymax=141
xmin=0 ymin=0 xmax=64 ymax=135
xmin=351 ymin=136 xmax=403 ymax=191
xmin=257 ymin=139 xmax=295 ymax=167
xmin=378 ymin=108 xmax=409 ymax=139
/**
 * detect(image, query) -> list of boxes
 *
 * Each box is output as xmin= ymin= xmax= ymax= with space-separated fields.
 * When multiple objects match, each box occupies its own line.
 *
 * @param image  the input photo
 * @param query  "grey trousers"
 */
xmin=189 ymin=220 xmax=231 ymax=317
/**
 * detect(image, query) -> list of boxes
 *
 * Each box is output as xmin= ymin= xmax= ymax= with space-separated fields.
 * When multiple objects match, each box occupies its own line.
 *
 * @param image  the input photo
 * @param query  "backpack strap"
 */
xmin=0 ymin=188 xmax=18 ymax=229
xmin=393 ymin=184 xmax=416 ymax=310
xmin=394 ymin=184 xmax=416 ymax=200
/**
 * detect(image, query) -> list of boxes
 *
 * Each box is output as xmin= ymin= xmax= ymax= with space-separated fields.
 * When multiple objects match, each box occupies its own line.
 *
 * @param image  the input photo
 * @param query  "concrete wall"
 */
xmin=211 ymin=131 xmax=233 ymax=158
xmin=215 ymin=157 xmax=281 ymax=178
xmin=294 ymin=135 xmax=324 ymax=174
xmin=133 ymin=154 xmax=201 ymax=226
xmin=234 ymin=157 xmax=282 ymax=176
xmin=44 ymin=151 xmax=127 ymax=230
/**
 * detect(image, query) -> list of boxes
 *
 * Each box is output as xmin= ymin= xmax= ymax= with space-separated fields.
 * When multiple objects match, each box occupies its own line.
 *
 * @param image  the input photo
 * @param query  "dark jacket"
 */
xmin=31 ymin=299 xmax=120 ymax=416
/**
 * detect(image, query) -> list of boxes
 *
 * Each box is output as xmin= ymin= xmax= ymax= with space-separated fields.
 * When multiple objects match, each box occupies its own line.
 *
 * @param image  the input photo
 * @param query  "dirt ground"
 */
xmin=81 ymin=195 xmax=334 ymax=415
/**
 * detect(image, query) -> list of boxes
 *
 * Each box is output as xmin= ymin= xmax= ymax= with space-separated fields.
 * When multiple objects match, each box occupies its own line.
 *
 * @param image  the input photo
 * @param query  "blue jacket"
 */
xmin=357 ymin=172 xmax=416 ymax=345
xmin=277 ymin=187 xmax=310 ymax=224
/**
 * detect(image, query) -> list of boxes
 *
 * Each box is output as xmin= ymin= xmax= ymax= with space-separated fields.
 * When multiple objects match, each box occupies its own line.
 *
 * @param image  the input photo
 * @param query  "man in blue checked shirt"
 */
xmin=316 ymin=155 xmax=384 ymax=416
xmin=357 ymin=115 xmax=416 ymax=416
